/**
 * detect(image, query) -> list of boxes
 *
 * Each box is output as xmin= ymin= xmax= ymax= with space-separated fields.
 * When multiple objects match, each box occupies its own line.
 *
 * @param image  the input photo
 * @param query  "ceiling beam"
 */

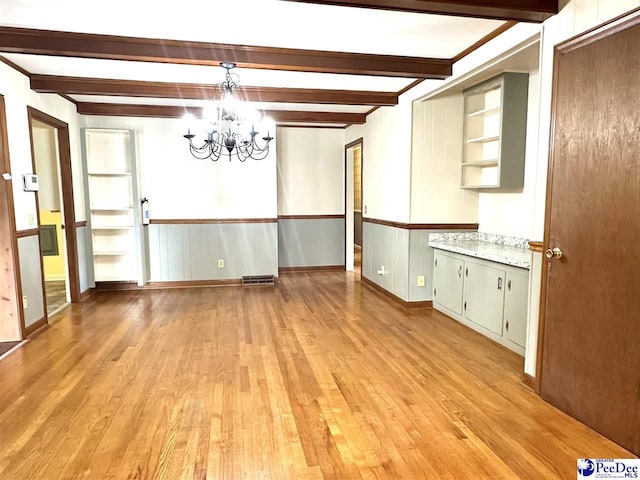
xmin=0 ymin=27 xmax=451 ymax=79
xmin=30 ymin=75 xmax=398 ymax=106
xmin=281 ymin=0 xmax=558 ymax=22
xmin=76 ymin=103 xmax=366 ymax=124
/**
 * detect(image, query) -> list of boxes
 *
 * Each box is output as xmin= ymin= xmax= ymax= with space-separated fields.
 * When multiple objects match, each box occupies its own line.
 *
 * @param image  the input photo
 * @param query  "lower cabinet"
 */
xmin=433 ymin=250 xmax=529 ymax=355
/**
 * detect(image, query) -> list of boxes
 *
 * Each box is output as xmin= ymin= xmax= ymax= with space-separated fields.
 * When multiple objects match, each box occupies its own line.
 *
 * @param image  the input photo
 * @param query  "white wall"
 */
xmin=410 ymin=94 xmax=479 ymax=223
xmin=477 ymin=69 xmax=540 ymax=238
xmin=0 ymin=61 xmax=85 ymax=229
xmin=82 ymin=116 xmax=277 ymax=219
xmin=276 ymin=127 xmax=345 ymax=215
xmin=362 ymin=105 xmax=412 ymax=222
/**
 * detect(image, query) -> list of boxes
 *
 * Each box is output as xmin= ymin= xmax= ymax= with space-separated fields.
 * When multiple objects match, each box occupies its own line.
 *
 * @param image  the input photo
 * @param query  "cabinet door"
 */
xmin=503 ymin=269 xmax=528 ymax=348
xmin=433 ymin=251 xmax=464 ymax=315
xmin=463 ymin=261 xmax=505 ymax=335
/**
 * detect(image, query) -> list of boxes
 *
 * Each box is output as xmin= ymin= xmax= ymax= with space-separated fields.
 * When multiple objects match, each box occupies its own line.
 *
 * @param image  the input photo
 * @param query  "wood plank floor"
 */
xmin=0 ymin=272 xmax=631 ymax=479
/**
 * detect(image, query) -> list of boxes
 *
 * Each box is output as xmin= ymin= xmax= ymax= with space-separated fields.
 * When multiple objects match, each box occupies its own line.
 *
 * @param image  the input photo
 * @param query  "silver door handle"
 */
xmin=545 ymin=247 xmax=563 ymax=259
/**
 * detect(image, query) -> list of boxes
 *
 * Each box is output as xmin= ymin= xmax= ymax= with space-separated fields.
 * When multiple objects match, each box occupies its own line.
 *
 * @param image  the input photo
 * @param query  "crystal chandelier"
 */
xmin=183 ymin=62 xmax=273 ymax=162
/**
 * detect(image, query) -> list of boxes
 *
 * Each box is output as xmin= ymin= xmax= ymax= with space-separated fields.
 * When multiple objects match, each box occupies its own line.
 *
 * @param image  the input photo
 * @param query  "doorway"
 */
xmin=345 ymin=138 xmax=363 ymax=276
xmin=538 ymin=13 xmax=640 ymax=454
xmin=31 ymin=119 xmax=68 ymax=315
xmin=27 ymin=108 xmax=81 ymax=318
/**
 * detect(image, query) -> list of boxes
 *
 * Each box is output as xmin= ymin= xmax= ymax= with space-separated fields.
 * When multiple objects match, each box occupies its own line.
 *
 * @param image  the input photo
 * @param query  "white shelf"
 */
xmin=462 ymin=160 xmax=499 ymax=167
xmin=91 ymin=207 xmax=133 ymax=211
xmin=91 ymin=226 xmax=134 ymax=230
xmin=467 ymin=106 xmax=500 ymax=118
xmin=466 ymin=135 xmax=499 ymax=144
xmin=87 ymin=172 xmax=132 ymax=176
xmin=93 ymin=251 xmax=131 ymax=256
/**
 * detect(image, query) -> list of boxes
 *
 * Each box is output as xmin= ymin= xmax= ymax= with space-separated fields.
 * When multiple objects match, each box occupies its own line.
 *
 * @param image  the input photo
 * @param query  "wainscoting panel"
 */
xmin=18 ymin=235 xmax=45 ymax=326
xmin=278 ymin=218 xmax=345 ymax=268
xmin=148 ymin=223 xmax=278 ymax=281
xmin=362 ymin=221 xmax=410 ymax=301
xmin=76 ymin=225 xmax=93 ymax=293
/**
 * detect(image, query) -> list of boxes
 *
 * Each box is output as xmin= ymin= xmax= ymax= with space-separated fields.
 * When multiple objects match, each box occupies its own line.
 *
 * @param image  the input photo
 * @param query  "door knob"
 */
xmin=545 ymin=247 xmax=563 ymax=259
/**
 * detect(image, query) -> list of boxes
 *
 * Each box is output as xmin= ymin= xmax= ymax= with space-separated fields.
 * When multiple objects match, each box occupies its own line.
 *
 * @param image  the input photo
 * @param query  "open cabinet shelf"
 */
xmin=461 ymin=72 xmax=529 ymax=191
xmin=84 ymin=128 xmax=140 ymax=283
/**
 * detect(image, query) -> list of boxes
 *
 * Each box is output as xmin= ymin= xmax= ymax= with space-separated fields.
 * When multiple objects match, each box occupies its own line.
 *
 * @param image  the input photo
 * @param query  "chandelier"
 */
xmin=183 ymin=62 xmax=273 ymax=162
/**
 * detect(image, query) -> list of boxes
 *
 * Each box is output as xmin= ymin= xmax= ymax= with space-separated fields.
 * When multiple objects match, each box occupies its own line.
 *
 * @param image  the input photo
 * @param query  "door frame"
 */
xmin=344 ymin=137 xmax=363 ymax=272
xmin=0 ymin=95 xmax=25 ymax=340
xmin=534 ymin=8 xmax=640 ymax=393
xmin=27 ymin=107 xmax=81 ymax=305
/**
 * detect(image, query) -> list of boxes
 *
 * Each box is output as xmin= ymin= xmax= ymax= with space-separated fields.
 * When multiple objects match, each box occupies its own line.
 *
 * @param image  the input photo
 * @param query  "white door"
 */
xmin=503 ymin=269 xmax=528 ymax=348
xmin=463 ymin=260 xmax=505 ymax=335
xmin=433 ymin=251 xmax=464 ymax=315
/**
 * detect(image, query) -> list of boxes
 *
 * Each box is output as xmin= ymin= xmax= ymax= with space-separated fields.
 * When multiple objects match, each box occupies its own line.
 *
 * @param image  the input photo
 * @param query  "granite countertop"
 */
xmin=429 ymin=238 xmax=531 ymax=269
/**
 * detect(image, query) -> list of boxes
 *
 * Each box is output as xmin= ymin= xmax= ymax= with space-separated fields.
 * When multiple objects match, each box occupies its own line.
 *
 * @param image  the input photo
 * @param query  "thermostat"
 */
xmin=22 ymin=174 xmax=39 ymax=192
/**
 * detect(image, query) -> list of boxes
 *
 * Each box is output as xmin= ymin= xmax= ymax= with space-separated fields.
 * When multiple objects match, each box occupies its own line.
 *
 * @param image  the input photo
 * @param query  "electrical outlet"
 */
xmin=417 ymin=275 xmax=425 ymax=287
xmin=26 ymin=214 xmax=35 ymax=225
xmin=218 ymin=259 xmax=224 ymax=268
xmin=22 ymin=295 xmax=28 ymax=309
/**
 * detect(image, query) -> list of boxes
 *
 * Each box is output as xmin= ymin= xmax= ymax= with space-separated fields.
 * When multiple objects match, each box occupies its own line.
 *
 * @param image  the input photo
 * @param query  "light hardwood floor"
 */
xmin=0 ymin=272 xmax=631 ymax=479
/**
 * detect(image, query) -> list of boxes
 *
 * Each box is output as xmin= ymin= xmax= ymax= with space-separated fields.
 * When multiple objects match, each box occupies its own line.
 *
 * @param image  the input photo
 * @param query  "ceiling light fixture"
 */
xmin=183 ymin=62 xmax=273 ymax=162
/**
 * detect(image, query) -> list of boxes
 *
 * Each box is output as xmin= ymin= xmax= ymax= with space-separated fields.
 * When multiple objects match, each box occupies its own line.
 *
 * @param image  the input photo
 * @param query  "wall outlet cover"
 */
xmin=417 ymin=275 xmax=425 ymax=287
xmin=218 ymin=259 xmax=224 ymax=268
xmin=22 ymin=295 xmax=28 ymax=309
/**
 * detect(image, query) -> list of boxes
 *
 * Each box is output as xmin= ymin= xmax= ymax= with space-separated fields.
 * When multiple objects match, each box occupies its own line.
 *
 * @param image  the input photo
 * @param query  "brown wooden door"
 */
xmin=540 ymin=18 xmax=640 ymax=454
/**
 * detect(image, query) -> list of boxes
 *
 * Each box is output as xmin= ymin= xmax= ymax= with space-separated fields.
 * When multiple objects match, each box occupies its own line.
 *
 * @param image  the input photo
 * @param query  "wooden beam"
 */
xmin=76 ymin=103 xmax=367 ymax=124
xmin=0 ymin=27 xmax=452 ymax=79
xmin=281 ymin=0 xmax=557 ymax=22
xmin=31 ymin=76 xmax=398 ymax=106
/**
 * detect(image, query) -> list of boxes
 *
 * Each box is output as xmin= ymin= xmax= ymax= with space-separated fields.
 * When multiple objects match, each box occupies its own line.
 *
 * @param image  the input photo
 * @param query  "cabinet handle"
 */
xmin=465 ymin=267 xmax=468 ymax=277
xmin=464 ymin=301 xmax=467 ymax=311
xmin=507 ymin=279 xmax=511 ymax=291
xmin=497 ymin=277 xmax=502 ymax=291
xmin=458 ymin=265 xmax=462 ymax=277
xmin=435 ymin=258 xmax=438 ymax=267
xmin=434 ymin=288 xmax=437 ymax=296
xmin=506 ymin=320 xmax=510 ymax=331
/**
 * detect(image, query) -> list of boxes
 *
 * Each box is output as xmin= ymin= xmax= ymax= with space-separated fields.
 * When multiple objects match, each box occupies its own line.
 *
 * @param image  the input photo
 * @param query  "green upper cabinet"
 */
xmin=461 ymin=72 xmax=529 ymax=191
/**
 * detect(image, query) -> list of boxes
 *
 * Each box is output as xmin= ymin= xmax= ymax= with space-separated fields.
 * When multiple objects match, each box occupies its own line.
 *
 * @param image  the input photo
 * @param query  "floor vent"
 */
xmin=242 ymin=275 xmax=275 ymax=286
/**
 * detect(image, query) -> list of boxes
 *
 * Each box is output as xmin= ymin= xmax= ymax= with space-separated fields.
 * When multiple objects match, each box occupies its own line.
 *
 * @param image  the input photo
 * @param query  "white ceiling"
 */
xmin=0 ymin=0 xmax=516 ymax=127
xmin=1 ymin=0 xmax=503 ymax=57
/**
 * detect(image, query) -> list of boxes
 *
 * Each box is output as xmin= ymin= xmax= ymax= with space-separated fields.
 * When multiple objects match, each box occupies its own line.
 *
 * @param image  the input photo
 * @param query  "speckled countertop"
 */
xmin=428 ymin=233 xmax=531 ymax=269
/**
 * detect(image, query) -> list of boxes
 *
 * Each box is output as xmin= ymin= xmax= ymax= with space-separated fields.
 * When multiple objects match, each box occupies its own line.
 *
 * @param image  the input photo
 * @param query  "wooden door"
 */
xmin=0 ymin=96 xmax=23 ymax=340
xmin=540 ymin=16 xmax=640 ymax=454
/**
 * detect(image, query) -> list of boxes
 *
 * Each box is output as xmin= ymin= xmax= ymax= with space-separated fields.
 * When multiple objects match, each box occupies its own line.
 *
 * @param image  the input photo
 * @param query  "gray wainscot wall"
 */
xmin=76 ymin=225 xmax=94 ymax=292
xmin=147 ymin=222 xmax=278 ymax=281
xmin=18 ymin=235 xmax=45 ymax=326
xmin=278 ymin=217 xmax=345 ymax=268
xmin=363 ymin=222 xmax=479 ymax=302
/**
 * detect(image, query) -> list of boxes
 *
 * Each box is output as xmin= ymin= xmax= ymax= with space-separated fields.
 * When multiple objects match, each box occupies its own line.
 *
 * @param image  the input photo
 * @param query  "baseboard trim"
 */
xmin=146 ymin=279 xmax=243 ymax=289
xmin=361 ymin=276 xmax=433 ymax=310
xmin=523 ymin=373 xmax=536 ymax=391
xmin=95 ymin=281 xmax=139 ymax=291
xmin=45 ymin=275 xmax=66 ymax=282
xmin=279 ymin=265 xmax=345 ymax=274
xmin=25 ymin=316 xmax=48 ymax=337
xmin=79 ymin=289 xmax=93 ymax=301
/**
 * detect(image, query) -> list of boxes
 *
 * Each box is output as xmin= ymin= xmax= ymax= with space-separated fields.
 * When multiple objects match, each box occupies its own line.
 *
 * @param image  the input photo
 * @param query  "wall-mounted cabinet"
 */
xmin=433 ymin=249 xmax=528 ymax=355
xmin=461 ymin=72 xmax=529 ymax=190
xmin=83 ymin=129 xmax=142 ymax=283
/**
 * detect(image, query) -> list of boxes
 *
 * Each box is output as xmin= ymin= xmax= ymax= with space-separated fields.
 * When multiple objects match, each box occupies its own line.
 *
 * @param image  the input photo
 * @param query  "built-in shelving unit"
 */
xmin=84 ymin=129 xmax=139 ymax=282
xmin=461 ymin=72 xmax=529 ymax=190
